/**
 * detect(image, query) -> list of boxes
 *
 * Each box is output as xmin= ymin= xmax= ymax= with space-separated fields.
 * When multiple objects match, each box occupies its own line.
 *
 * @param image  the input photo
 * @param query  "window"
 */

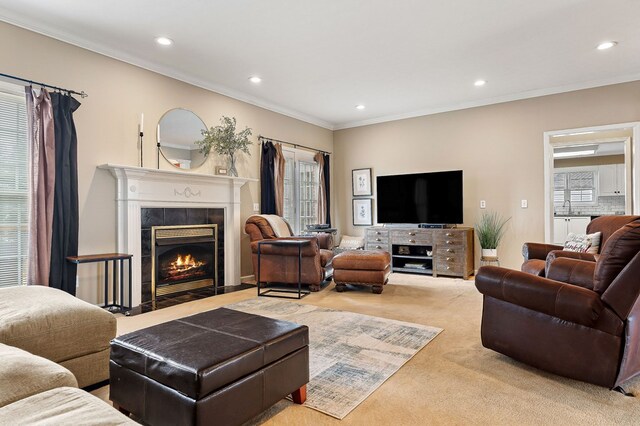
xmin=554 ymin=168 xmax=597 ymax=206
xmin=0 ymin=82 xmax=28 ymax=288
xmin=282 ymin=148 xmax=319 ymax=234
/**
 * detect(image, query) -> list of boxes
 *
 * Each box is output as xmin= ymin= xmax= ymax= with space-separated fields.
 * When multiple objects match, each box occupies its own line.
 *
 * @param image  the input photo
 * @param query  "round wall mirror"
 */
xmin=157 ymin=108 xmax=208 ymax=170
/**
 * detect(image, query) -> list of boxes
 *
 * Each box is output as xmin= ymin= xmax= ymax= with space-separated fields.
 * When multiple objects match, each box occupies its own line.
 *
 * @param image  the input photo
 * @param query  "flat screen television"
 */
xmin=376 ymin=170 xmax=463 ymax=224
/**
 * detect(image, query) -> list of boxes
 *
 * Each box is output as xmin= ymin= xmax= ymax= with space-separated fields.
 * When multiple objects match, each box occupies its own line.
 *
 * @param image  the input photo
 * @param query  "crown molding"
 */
xmin=4 ymin=14 xmax=639 ymax=133
xmin=0 ymin=15 xmax=335 ymax=130
xmin=334 ymin=73 xmax=640 ymax=130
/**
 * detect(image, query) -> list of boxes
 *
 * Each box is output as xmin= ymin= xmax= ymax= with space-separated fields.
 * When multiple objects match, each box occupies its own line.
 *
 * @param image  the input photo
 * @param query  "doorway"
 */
xmin=543 ymin=122 xmax=640 ymax=243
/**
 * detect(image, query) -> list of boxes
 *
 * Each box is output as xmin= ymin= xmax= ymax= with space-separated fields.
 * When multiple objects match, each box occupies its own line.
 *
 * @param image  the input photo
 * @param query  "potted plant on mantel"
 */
xmin=196 ymin=116 xmax=253 ymax=177
xmin=475 ymin=211 xmax=510 ymax=258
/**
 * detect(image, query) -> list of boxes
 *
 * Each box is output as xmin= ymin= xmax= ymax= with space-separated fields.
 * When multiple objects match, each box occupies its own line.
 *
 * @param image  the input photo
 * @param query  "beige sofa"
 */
xmin=0 ymin=285 xmax=116 ymax=388
xmin=0 ymin=343 xmax=135 ymax=425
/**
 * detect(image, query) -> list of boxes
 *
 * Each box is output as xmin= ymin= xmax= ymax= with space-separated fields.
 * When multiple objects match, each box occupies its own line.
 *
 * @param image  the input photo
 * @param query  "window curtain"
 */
xmin=260 ymin=141 xmax=277 ymax=214
xmin=273 ymin=143 xmax=285 ymax=216
xmin=314 ymin=152 xmax=331 ymax=225
xmin=25 ymin=87 xmax=55 ymax=286
xmin=48 ymin=93 xmax=81 ymax=295
xmin=323 ymin=153 xmax=331 ymax=225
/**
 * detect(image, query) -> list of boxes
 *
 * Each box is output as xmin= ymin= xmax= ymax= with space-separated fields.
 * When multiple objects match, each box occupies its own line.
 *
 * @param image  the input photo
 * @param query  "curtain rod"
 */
xmin=258 ymin=135 xmax=331 ymax=155
xmin=0 ymin=72 xmax=88 ymax=98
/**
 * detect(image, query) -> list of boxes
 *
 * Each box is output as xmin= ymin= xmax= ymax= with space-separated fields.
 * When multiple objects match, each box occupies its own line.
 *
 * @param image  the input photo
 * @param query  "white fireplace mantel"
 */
xmin=99 ymin=164 xmax=256 ymax=307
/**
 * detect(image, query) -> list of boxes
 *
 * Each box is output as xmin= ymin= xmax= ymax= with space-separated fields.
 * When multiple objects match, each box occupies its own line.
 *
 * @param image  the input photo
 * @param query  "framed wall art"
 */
xmin=353 ymin=198 xmax=373 ymax=226
xmin=352 ymin=168 xmax=372 ymax=196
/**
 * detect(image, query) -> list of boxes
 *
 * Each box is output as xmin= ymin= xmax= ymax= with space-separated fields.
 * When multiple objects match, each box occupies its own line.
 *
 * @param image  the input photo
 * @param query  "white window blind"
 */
xmin=0 ymin=84 xmax=28 ymax=288
xmin=553 ymin=170 xmax=596 ymax=206
xmin=298 ymin=160 xmax=319 ymax=232
xmin=282 ymin=149 xmax=319 ymax=234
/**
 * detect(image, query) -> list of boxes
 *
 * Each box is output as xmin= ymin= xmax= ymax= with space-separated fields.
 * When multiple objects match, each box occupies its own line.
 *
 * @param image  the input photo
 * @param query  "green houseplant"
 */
xmin=196 ymin=116 xmax=253 ymax=176
xmin=475 ymin=211 xmax=510 ymax=257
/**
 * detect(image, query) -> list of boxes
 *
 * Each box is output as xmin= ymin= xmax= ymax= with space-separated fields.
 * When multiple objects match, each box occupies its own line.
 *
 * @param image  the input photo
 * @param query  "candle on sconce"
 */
xmin=139 ymin=113 xmax=144 ymax=134
xmin=156 ymin=124 xmax=160 ymax=143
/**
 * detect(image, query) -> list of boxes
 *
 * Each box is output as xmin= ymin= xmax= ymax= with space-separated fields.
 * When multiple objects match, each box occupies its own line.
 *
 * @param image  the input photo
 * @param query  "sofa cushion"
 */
xmin=593 ymin=220 xmax=640 ymax=294
xmin=0 ymin=387 xmax=137 ymax=425
xmin=0 ymin=343 xmax=77 ymax=408
xmin=563 ymin=232 xmax=601 ymax=254
xmin=0 ymin=286 xmax=116 ymax=365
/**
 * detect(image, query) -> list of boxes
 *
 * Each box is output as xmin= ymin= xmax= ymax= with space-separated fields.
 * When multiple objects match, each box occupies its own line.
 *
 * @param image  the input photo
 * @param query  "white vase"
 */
xmin=482 ymin=248 xmax=498 ymax=258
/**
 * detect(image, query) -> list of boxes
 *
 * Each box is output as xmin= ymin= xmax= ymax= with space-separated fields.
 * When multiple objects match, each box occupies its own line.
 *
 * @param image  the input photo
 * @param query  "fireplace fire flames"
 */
xmin=152 ymin=224 xmax=218 ymax=299
xmin=162 ymin=253 xmax=207 ymax=282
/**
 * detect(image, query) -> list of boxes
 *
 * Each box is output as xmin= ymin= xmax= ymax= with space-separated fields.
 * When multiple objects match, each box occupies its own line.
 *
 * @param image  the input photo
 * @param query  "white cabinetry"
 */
xmin=553 ymin=216 xmax=590 ymax=244
xmin=599 ymin=164 xmax=625 ymax=196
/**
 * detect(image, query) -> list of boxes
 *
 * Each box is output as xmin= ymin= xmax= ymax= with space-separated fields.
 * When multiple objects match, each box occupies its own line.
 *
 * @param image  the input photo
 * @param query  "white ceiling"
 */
xmin=2 ymin=0 xmax=640 ymax=130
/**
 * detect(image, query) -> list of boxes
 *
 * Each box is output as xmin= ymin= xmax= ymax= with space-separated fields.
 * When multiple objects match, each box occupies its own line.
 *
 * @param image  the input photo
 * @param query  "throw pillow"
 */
xmin=338 ymin=235 xmax=364 ymax=250
xmin=564 ymin=232 xmax=602 ymax=254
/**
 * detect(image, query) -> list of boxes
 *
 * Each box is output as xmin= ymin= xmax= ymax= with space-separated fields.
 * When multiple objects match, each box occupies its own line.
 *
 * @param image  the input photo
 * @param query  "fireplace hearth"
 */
xmin=152 ymin=224 xmax=218 ymax=299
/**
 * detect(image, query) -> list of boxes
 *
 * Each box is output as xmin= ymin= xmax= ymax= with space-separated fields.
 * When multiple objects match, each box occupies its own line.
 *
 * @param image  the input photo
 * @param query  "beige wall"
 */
xmin=0 ymin=22 xmax=332 ymax=303
xmin=334 ymin=82 xmax=640 ymax=270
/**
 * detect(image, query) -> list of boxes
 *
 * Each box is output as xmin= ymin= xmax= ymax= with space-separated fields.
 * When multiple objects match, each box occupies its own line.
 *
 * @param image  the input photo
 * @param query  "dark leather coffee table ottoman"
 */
xmin=333 ymin=250 xmax=391 ymax=294
xmin=109 ymin=308 xmax=309 ymax=426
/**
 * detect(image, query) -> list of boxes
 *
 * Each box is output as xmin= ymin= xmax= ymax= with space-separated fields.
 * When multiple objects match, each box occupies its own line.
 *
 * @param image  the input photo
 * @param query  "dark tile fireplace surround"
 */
xmin=141 ymin=208 xmax=224 ymax=304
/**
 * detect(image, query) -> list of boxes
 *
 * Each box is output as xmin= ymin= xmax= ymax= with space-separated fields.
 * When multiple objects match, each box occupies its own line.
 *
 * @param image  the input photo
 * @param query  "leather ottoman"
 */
xmin=109 ymin=308 xmax=309 ymax=426
xmin=333 ymin=250 xmax=392 ymax=294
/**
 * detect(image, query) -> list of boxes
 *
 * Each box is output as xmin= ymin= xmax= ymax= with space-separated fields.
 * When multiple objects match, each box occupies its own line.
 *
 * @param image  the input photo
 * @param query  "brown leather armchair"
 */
xmin=476 ymin=218 xmax=640 ymax=388
xmin=245 ymin=215 xmax=334 ymax=291
xmin=521 ymin=215 xmax=639 ymax=276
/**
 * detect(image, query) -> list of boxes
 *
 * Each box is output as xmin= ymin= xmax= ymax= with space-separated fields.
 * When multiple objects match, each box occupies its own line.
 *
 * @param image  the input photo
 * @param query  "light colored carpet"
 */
xmin=226 ymin=298 xmax=441 ymax=419
xmin=94 ymin=274 xmax=640 ymax=425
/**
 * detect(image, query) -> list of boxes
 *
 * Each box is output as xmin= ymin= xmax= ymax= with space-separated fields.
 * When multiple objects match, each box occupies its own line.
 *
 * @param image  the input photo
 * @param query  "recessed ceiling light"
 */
xmin=249 ymin=76 xmax=262 ymax=84
xmin=155 ymin=37 xmax=173 ymax=46
xmin=553 ymin=149 xmax=596 ymax=158
xmin=474 ymin=80 xmax=487 ymax=87
xmin=597 ymin=41 xmax=617 ymax=50
xmin=356 ymin=104 xmax=365 ymax=110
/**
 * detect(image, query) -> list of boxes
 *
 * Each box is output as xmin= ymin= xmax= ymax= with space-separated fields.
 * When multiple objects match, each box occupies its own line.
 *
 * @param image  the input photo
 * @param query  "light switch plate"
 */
xmin=480 ymin=200 xmax=486 ymax=209
xmin=253 ymin=203 xmax=260 ymax=212
xmin=521 ymin=199 xmax=528 ymax=208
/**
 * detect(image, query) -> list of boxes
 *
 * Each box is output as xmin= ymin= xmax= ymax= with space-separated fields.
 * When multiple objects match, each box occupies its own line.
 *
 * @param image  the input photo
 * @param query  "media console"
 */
xmin=365 ymin=226 xmax=474 ymax=279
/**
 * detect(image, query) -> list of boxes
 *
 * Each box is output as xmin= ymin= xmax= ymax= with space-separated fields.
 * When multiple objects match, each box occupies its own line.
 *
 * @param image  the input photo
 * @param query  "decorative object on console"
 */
xmin=157 ymin=108 xmax=208 ymax=170
xmin=215 ymin=166 xmax=228 ymax=175
xmin=353 ymin=198 xmax=373 ymax=226
xmin=475 ymin=211 xmax=510 ymax=258
xmin=352 ymin=168 xmax=372 ymax=196
xmin=196 ymin=116 xmax=252 ymax=177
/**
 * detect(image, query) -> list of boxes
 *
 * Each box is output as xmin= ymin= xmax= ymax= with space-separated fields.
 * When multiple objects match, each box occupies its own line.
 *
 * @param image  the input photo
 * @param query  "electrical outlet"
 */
xmin=480 ymin=200 xmax=486 ymax=209
xmin=521 ymin=199 xmax=528 ymax=208
xmin=253 ymin=203 xmax=260 ymax=212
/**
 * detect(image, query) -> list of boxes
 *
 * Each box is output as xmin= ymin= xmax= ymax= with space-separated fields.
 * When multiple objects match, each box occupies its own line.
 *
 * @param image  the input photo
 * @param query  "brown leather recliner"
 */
xmin=245 ymin=215 xmax=334 ymax=291
xmin=521 ymin=215 xmax=639 ymax=276
xmin=475 ymin=218 xmax=640 ymax=388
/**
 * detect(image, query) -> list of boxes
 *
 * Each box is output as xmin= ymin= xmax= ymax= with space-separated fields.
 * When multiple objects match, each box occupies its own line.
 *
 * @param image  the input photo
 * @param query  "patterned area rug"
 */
xmin=226 ymin=298 xmax=442 ymax=419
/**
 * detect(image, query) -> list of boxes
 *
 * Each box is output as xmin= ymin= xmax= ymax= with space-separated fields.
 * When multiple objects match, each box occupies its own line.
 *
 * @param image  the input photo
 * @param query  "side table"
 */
xmin=67 ymin=253 xmax=133 ymax=314
xmin=257 ymin=239 xmax=311 ymax=299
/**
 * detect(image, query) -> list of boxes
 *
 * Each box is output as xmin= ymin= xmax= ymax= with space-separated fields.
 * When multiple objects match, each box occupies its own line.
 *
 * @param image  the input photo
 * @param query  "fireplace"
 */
xmin=100 ymin=164 xmax=254 ymax=307
xmin=152 ymin=224 xmax=218 ymax=299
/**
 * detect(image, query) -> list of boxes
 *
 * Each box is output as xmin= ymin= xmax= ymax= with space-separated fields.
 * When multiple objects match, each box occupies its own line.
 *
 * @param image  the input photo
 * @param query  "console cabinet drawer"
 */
xmin=390 ymin=229 xmax=431 ymax=245
xmin=434 ymin=233 xmax=465 ymax=246
xmin=366 ymin=243 xmax=389 ymax=251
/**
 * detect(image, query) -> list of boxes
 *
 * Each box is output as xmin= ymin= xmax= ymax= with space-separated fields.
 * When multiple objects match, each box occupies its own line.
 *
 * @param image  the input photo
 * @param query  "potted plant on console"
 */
xmin=196 ymin=116 xmax=252 ymax=177
xmin=475 ymin=211 xmax=510 ymax=258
